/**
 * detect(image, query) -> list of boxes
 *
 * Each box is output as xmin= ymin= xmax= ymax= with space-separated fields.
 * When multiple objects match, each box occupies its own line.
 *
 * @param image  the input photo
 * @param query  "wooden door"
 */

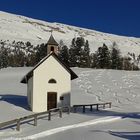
xmin=47 ymin=92 xmax=57 ymax=110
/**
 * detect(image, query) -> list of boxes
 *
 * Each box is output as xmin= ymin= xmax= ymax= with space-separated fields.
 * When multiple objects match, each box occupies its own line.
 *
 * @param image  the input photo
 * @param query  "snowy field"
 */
xmin=0 ymin=67 xmax=140 ymax=140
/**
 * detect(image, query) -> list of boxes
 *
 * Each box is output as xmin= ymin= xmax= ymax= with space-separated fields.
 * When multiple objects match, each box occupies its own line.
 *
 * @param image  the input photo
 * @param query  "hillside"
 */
xmin=0 ymin=11 xmax=140 ymax=56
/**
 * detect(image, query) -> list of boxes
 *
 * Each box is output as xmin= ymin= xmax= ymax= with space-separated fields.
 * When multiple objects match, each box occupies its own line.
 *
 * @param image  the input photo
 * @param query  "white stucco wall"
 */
xmin=27 ymin=77 xmax=33 ymax=110
xmin=32 ymin=55 xmax=71 ymax=112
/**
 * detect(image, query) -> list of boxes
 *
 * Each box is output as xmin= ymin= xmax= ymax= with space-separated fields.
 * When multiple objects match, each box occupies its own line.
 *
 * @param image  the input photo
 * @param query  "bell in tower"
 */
xmin=47 ymin=34 xmax=58 ymax=55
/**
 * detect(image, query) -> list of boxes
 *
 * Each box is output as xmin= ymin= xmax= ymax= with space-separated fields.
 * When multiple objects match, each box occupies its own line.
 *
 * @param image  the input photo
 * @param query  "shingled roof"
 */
xmin=47 ymin=34 xmax=58 ymax=46
xmin=20 ymin=52 xmax=78 ymax=84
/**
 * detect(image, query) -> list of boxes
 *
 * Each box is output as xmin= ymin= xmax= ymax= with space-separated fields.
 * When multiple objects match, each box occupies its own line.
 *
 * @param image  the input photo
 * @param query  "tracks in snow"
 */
xmin=75 ymin=69 xmax=140 ymax=106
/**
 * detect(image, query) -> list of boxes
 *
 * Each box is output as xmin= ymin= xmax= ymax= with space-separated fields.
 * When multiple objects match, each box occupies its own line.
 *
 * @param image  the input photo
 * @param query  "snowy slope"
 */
xmin=72 ymin=68 xmax=140 ymax=111
xmin=0 ymin=67 xmax=140 ymax=140
xmin=0 ymin=11 xmax=140 ymax=56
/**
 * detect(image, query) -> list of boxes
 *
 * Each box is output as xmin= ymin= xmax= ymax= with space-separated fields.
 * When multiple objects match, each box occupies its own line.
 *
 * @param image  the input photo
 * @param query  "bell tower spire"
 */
xmin=47 ymin=32 xmax=58 ymax=55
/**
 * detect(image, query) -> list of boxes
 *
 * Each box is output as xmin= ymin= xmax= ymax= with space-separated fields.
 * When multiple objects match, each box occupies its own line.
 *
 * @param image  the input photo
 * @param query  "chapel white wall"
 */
xmin=27 ymin=77 xmax=33 ymax=110
xmin=32 ymin=56 xmax=71 ymax=112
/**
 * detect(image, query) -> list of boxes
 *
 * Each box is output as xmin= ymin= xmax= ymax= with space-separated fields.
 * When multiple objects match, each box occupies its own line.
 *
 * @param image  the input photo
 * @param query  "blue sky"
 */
xmin=0 ymin=0 xmax=140 ymax=37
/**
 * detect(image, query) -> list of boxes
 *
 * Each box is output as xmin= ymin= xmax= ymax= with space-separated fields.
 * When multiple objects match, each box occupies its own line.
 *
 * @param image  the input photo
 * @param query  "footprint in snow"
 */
xmin=85 ymin=81 xmax=92 ymax=85
xmin=114 ymin=82 xmax=118 ymax=86
xmin=126 ymin=90 xmax=130 ymax=93
xmin=113 ymin=92 xmax=117 ymax=96
xmin=76 ymin=79 xmax=82 ymax=83
xmin=132 ymin=94 xmax=136 ymax=98
xmin=112 ymin=80 xmax=116 ymax=82
xmin=128 ymin=85 xmax=133 ymax=88
xmin=85 ymin=89 xmax=93 ymax=94
xmin=125 ymin=82 xmax=129 ymax=85
xmin=106 ymin=88 xmax=111 ymax=92
xmin=96 ymin=75 xmax=101 ymax=78
xmin=123 ymin=79 xmax=128 ymax=82
xmin=87 ymin=85 xmax=92 ymax=89
xmin=102 ymin=84 xmax=105 ymax=87
xmin=95 ymin=78 xmax=99 ymax=81
xmin=79 ymin=73 xmax=86 ymax=77
xmin=79 ymin=85 xmax=84 ymax=89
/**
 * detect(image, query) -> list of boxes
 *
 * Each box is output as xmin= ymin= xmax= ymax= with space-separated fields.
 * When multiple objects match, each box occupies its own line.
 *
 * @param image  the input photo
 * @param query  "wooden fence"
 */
xmin=73 ymin=102 xmax=112 ymax=113
xmin=0 ymin=106 xmax=70 ymax=131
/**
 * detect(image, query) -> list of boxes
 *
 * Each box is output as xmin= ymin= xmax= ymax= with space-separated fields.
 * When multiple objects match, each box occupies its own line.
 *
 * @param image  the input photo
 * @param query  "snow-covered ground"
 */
xmin=72 ymin=68 xmax=140 ymax=112
xmin=0 ymin=11 xmax=140 ymax=56
xmin=0 ymin=67 xmax=140 ymax=140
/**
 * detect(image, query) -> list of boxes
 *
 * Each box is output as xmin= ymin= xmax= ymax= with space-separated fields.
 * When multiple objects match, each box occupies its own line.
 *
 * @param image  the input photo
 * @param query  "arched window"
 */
xmin=51 ymin=46 xmax=54 ymax=52
xmin=48 ymin=79 xmax=57 ymax=83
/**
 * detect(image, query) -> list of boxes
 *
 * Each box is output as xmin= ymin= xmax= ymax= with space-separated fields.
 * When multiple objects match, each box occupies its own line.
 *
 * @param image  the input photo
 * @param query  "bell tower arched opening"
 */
xmin=47 ymin=34 xmax=58 ymax=55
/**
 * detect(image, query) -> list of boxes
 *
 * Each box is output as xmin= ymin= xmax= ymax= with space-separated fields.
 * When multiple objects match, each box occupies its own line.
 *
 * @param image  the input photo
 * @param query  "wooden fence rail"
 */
xmin=73 ymin=102 xmax=111 ymax=113
xmin=0 ymin=106 xmax=70 ymax=131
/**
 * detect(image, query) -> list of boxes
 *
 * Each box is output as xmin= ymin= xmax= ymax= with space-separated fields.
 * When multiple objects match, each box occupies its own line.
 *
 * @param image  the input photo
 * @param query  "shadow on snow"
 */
xmin=89 ymin=130 xmax=140 ymax=140
xmin=0 ymin=94 xmax=29 ymax=110
xmin=109 ymin=131 xmax=140 ymax=140
xmin=72 ymin=107 xmax=140 ymax=120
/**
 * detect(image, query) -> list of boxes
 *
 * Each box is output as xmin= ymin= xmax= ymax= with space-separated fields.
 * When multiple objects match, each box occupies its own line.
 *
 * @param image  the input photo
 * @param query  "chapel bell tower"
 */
xmin=47 ymin=34 xmax=58 ymax=55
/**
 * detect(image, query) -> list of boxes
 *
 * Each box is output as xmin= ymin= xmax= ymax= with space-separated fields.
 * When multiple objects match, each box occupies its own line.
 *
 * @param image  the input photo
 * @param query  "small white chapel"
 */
xmin=21 ymin=35 xmax=78 ymax=112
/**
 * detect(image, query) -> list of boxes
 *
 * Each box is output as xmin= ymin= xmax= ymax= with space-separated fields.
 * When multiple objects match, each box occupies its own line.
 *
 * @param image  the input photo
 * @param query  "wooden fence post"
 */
xmin=103 ymin=104 xmax=105 ymax=109
xmin=34 ymin=115 xmax=37 ymax=126
xmin=16 ymin=119 xmax=21 ymax=131
xmin=109 ymin=103 xmax=111 ymax=108
xmin=59 ymin=109 xmax=62 ymax=118
xmin=83 ymin=106 xmax=85 ymax=113
xmin=90 ymin=105 xmax=93 ymax=111
xmin=67 ymin=107 xmax=70 ymax=114
xmin=48 ymin=111 xmax=51 ymax=121
xmin=96 ymin=104 xmax=99 ymax=111
xmin=74 ymin=106 xmax=77 ymax=113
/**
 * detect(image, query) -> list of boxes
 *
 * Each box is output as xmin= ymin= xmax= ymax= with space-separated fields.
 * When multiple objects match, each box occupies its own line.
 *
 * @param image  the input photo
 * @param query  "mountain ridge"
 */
xmin=0 ymin=11 xmax=140 ymax=56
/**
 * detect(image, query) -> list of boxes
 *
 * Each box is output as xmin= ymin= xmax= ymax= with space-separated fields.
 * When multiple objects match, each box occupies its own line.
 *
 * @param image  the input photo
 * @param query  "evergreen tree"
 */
xmin=110 ymin=46 xmax=121 ymax=69
xmin=35 ymin=43 xmax=47 ymax=63
xmin=75 ymin=37 xmax=84 ymax=66
xmin=59 ymin=45 xmax=69 ymax=66
xmin=69 ymin=38 xmax=78 ymax=67
xmin=96 ymin=44 xmax=111 ymax=68
xmin=0 ymin=47 xmax=8 ymax=68
xmin=69 ymin=37 xmax=90 ymax=67
xmin=96 ymin=47 xmax=104 ymax=68
xmin=80 ymin=40 xmax=90 ymax=67
xmin=103 ymin=44 xmax=111 ymax=68
xmin=90 ymin=53 xmax=97 ymax=68
xmin=122 ymin=57 xmax=132 ymax=70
